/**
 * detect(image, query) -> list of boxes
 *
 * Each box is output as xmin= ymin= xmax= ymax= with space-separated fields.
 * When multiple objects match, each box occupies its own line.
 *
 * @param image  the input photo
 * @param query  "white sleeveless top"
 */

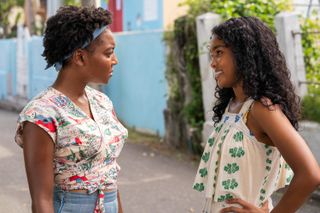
xmin=193 ymin=99 xmax=293 ymax=213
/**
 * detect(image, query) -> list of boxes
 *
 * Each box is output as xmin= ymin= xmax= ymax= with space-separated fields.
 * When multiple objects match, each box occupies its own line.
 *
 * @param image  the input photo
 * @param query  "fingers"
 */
xmin=220 ymin=206 xmax=244 ymax=213
xmin=222 ymin=198 xmax=269 ymax=213
xmin=220 ymin=198 xmax=249 ymax=213
xmin=262 ymin=200 xmax=268 ymax=207
xmin=226 ymin=198 xmax=252 ymax=208
xmin=261 ymin=199 xmax=269 ymax=211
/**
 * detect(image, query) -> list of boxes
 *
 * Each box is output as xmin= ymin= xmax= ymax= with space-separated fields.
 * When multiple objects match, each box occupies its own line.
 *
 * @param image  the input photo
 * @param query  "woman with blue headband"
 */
xmin=14 ymin=6 xmax=127 ymax=213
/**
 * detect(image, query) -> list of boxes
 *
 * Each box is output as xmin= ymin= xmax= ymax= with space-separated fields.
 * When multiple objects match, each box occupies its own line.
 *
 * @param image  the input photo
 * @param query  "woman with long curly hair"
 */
xmin=193 ymin=17 xmax=320 ymax=213
xmin=15 ymin=6 xmax=127 ymax=213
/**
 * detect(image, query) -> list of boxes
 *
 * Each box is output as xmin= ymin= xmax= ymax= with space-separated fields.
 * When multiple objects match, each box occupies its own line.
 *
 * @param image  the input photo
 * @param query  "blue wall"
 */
xmin=123 ymin=0 xmax=163 ymax=31
xmin=104 ymin=0 xmax=163 ymax=31
xmin=0 ymin=31 xmax=167 ymax=136
xmin=0 ymin=37 xmax=57 ymax=100
xmin=27 ymin=36 xmax=57 ymax=99
xmin=0 ymin=39 xmax=16 ymax=99
xmin=103 ymin=30 xmax=167 ymax=136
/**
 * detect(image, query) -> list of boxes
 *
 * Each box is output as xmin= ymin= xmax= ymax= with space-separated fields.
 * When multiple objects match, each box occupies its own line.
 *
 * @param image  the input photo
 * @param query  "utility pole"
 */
xmin=47 ymin=0 xmax=63 ymax=18
xmin=81 ymin=0 xmax=101 ymax=7
xmin=24 ymin=0 xmax=35 ymax=34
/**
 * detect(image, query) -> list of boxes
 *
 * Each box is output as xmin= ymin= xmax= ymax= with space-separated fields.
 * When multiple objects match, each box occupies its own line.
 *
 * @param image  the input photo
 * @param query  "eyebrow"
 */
xmin=104 ymin=46 xmax=115 ymax=51
xmin=211 ymin=44 xmax=227 ymax=50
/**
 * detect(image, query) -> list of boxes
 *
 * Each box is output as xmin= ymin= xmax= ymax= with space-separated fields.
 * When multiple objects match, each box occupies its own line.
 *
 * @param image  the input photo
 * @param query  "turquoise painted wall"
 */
xmin=104 ymin=0 xmax=163 ymax=31
xmin=27 ymin=36 xmax=57 ymax=99
xmin=0 ymin=39 xmax=16 ymax=99
xmin=103 ymin=30 xmax=167 ymax=136
xmin=0 ymin=31 xmax=167 ymax=136
xmin=123 ymin=0 xmax=163 ymax=31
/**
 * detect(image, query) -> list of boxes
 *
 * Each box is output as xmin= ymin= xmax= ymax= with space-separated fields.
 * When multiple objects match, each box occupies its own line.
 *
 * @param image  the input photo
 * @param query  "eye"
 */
xmin=215 ymin=49 xmax=223 ymax=56
xmin=105 ymin=51 xmax=113 ymax=57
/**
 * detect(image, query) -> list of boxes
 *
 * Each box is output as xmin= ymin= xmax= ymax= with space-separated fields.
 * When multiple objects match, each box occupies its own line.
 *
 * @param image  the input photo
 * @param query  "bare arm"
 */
xmin=23 ymin=122 xmax=55 ymax=213
xmin=251 ymin=101 xmax=320 ymax=213
xmin=117 ymin=190 xmax=123 ymax=213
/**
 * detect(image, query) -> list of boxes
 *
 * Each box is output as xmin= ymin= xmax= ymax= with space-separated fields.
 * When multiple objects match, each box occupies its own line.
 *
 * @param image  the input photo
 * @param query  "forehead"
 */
xmin=92 ymin=29 xmax=115 ymax=48
xmin=210 ymin=35 xmax=226 ymax=49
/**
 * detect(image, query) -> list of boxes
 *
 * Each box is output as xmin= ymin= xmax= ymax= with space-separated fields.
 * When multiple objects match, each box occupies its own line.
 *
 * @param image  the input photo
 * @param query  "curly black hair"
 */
xmin=42 ymin=6 xmax=112 ymax=69
xmin=212 ymin=17 xmax=300 ymax=129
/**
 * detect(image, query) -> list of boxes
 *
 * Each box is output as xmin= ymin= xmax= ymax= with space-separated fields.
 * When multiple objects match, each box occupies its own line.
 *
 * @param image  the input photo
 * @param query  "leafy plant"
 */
xmin=301 ymin=18 xmax=320 ymax=91
xmin=301 ymin=94 xmax=320 ymax=123
xmin=0 ymin=0 xmax=24 ymax=38
xmin=209 ymin=0 xmax=292 ymax=30
xmin=300 ymin=16 xmax=320 ymax=122
xmin=64 ymin=0 xmax=81 ymax=6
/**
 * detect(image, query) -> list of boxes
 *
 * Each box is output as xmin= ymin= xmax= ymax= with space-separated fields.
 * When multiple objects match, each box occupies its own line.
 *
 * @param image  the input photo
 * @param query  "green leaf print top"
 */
xmin=193 ymin=99 xmax=293 ymax=213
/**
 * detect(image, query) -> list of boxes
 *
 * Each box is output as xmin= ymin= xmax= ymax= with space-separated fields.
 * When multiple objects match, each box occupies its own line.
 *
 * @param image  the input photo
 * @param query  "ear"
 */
xmin=72 ymin=49 xmax=87 ymax=67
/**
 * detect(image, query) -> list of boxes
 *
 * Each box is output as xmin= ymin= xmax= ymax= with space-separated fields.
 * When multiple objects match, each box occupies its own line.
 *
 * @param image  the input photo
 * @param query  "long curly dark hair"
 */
xmin=42 ymin=6 xmax=112 ymax=68
xmin=212 ymin=17 xmax=300 ymax=129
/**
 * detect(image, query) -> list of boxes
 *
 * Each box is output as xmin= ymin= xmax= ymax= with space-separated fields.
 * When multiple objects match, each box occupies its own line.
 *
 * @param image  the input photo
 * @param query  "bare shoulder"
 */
xmin=249 ymin=98 xmax=291 ymax=135
xmin=250 ymin=98 xmax=283 ymax=119
xmin=249 ymin=98 xmax=289 ymax=131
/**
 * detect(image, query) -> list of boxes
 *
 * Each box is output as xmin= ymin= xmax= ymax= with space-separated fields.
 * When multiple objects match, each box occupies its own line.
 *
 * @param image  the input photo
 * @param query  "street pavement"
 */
xmin=0 ymin=109 xmax=319 ymax=213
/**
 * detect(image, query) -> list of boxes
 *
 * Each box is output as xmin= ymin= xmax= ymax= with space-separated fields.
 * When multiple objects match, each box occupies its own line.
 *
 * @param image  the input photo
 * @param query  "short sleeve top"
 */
xmin=15 ymin=86 xmax=128 ymax=193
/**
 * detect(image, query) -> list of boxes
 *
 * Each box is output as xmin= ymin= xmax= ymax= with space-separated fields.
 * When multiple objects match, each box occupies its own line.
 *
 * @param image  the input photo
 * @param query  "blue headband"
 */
xmin=51 ymin=25 xmax=108 ymax=71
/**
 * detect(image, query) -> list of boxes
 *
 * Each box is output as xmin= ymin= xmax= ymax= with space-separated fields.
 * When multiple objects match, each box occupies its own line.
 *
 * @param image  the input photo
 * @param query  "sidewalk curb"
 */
xmin=0 ymin=98 xmax=27 ymax=112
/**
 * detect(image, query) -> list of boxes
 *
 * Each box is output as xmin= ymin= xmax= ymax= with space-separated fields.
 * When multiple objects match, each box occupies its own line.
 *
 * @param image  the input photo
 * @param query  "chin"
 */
xmin=217 ymin=83 xmax=232 ymax=89
xmin=91 ymin=78 xmax=109 ymax=85
xmin=103 ymin=77 xmax=111 ymax=84
xmin=216 ymin=79 xmax=233 ymax=88
xmin=216 ymin=80 xmax=225 ymax=88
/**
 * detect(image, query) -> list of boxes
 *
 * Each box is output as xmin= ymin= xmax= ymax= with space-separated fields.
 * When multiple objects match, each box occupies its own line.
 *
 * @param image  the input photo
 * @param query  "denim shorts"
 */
xmin=54 ymin=188 xmax=118 ymax=213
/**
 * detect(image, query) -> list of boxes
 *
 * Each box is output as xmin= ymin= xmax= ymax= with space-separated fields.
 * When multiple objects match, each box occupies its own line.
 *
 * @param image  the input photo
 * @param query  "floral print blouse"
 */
xmin=15 ymin=86 xmax=128 ymax=213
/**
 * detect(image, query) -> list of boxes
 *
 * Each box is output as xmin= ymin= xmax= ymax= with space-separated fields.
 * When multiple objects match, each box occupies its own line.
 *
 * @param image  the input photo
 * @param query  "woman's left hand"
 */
xmin=220 ymin=198 xmax=269 ymax=213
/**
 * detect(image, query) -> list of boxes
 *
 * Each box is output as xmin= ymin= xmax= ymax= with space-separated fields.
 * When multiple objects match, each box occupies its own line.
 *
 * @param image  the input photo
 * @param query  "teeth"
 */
xmin=214 ymin=71 xmax=222 ymax=77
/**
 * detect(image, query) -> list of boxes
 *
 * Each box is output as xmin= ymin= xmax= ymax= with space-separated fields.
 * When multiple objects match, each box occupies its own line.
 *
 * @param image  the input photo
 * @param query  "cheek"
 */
xmin=96 ymin=58 xmax=111 ymax=69
xmin=105 ymin=58 xmax=113 ymax=66
xmin=224 ymin=59 xmax=237 ymax=78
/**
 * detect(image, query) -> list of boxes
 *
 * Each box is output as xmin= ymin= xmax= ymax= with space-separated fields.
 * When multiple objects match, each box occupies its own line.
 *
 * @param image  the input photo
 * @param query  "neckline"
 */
xmin=226 ymin=98 xmax=252 ymax=115
xmin=48 ymin=86 xmax=96 ymax=122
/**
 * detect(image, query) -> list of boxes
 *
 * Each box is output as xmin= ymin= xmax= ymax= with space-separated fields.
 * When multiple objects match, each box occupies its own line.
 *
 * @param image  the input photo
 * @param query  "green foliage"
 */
xmin=164 ymin=16 xmax=204 ymax=154
xmin=164 ymin=15 xmax=205 ymax=131
xmin=209 ymin=0 xmax=292 ymax=30
xmin=300 ymin=15 xmax=320 ymax=122
xmin=0 ymin=0 xmax=24 ymax=38
xmin=179 ymin=0 xmax=211 ymax=17
xmin=301 ymin=18 xmax=320 ymax=91
xmin=301 ymin=94 xmax=320 ymax=123
xmin=163 ymin=31 xmax=182 ymax=106
xmin=64 ymin=0 xmax=81 ymax=6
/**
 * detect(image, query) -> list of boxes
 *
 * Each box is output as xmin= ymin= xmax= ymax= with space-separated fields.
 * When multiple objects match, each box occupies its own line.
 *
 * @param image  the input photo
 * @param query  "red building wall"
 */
xmin=108 ymin=0 xmax=123 ymax=32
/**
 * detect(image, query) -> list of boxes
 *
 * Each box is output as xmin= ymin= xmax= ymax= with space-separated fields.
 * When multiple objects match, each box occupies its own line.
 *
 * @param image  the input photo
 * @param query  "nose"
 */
xmin=210 ymin=56 xmax=217 ymax=69
xmin=112 ymin=53 xmax=118 ymax=65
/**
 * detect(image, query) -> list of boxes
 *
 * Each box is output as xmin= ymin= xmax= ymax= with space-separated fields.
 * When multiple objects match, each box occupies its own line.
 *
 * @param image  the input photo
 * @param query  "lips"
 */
xmin=214 ymin=70 xmax=223 ymax=79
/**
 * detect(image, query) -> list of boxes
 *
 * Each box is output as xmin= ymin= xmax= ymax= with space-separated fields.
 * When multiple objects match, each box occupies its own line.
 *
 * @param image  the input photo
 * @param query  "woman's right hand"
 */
xmin=23 ymin=122 xmax=55 ymax=213
xmin=220 ymin=198 xmax=269 ymax=213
